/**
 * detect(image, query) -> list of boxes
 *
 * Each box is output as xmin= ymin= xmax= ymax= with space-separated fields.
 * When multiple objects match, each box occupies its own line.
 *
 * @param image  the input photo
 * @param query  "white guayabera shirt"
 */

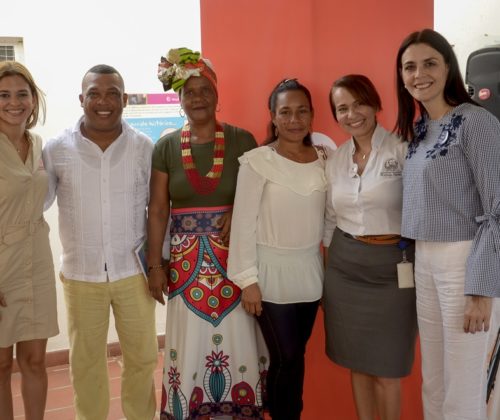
xmin=43 ymin=117 xmax=153 ymax=283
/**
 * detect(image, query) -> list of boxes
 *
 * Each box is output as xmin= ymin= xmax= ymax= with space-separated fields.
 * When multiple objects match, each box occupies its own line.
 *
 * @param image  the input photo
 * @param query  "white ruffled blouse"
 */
xmin=227 ymin=146 xmax=327 ymax=303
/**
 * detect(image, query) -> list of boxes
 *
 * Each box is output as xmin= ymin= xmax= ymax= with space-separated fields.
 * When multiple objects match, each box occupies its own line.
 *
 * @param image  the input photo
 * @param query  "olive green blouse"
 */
xmin=152 ymin=123 xmax=257 ymax=208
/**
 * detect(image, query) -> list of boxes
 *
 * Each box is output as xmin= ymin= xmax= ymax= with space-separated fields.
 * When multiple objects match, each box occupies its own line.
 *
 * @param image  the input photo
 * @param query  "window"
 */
xmin=0 ymin=45 xmax=15 ymax=61
xmin=0 ymin=37 xmax=24 ymax=62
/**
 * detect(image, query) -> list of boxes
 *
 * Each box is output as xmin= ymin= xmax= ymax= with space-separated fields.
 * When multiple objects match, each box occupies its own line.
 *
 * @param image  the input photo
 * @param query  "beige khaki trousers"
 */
xmin=62 ymin=273 xmax=157 ymax=420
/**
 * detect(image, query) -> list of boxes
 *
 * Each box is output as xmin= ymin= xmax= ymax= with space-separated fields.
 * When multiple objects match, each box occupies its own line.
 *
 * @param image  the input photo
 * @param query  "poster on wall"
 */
xmin=123 ymin=93 xmax=184 ymax=143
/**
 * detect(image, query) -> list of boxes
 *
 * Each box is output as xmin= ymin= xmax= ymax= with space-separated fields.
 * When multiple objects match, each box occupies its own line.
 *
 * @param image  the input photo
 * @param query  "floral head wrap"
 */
xmin=157 ymin=47 xmax=217 ymax=94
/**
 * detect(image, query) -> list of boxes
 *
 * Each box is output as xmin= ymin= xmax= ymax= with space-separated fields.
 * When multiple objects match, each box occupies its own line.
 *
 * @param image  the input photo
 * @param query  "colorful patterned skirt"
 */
xmin=160 ymin=206 xmax=267 ymax=420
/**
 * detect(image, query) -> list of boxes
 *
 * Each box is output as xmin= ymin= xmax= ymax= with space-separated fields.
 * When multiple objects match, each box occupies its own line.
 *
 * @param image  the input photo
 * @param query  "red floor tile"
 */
xmin=12 ymin=351 xmax=165 ymax=420
xmin=44 ymin=406 xmax=76 ymax=420
xmin=45 ymin=384 xmax=74 ymax=411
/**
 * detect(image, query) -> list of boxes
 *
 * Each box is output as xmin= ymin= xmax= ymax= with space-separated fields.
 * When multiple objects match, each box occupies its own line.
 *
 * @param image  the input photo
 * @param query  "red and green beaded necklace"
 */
xmin=180 ymin=122 xmax=225 ymax=195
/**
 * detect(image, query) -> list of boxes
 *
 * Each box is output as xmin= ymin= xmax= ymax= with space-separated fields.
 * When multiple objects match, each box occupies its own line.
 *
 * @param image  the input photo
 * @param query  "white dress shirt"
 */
xmin=43 ymin=117 xmax=153 ymax=282
xmin=228 ymin=146 xmax=327 ymax=303
xmin=323 ymin=125 xmax=407 ymax=246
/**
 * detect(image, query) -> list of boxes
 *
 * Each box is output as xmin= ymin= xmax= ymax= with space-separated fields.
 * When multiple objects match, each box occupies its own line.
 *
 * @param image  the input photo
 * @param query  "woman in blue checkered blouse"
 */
xmin=395 ymin=29 xmax=500 ymax=420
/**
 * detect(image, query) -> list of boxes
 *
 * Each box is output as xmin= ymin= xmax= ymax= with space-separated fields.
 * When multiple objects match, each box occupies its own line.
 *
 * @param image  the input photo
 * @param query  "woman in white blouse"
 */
xmin=323 ymin=74 xmax=417 ymax=420
xmin=228 ymin=79 xmax=327 ymax=420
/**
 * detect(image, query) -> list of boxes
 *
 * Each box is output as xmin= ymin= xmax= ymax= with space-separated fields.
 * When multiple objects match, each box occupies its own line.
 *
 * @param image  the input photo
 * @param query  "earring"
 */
xmin=179 ymin=108 xmax=185 ymax=118
xmin=274 ymin=127 xmax=279 ymax=138
xmin=216 ymin=105 xmax=221 ymax=112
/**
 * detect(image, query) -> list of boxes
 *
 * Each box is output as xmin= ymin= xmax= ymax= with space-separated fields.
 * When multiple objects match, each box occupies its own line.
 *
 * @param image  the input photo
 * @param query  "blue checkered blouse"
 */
xmin=402 ymin=103 xmax=500 ymax=297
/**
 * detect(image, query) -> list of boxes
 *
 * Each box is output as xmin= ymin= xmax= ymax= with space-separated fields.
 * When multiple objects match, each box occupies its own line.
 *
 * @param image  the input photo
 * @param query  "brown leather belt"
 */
xmin=341 ymin=229 xmax=401 ymax=245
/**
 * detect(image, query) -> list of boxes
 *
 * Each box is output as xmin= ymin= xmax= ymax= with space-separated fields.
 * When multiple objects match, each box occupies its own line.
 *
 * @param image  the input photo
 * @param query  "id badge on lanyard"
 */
xmin=397 ymin=239 xmax=414 ymax=288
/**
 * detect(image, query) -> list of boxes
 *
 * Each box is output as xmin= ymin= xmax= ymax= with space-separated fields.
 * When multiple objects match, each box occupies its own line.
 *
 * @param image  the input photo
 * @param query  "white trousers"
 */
xmin=415 ymin=240 xmax=498 ymax=420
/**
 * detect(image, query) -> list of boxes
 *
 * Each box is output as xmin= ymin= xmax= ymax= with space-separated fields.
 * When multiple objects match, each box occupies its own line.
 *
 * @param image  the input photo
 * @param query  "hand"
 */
xmin=220 ymin=210 xmax=233 ymax=246
xmin=464 ymin=295 xmax=492 ymax=333
xmin=0 ymin=291 xmax=6 ymax=322
xmin=321 ymin=245 xmax=329 ymax=269
xmin=162 ymin=264 xmax=170 ymax=296
xmin=148 ymin=269 xmax=166 ymax=305
xmin=241 ymin=283 xmax=263 ymax=316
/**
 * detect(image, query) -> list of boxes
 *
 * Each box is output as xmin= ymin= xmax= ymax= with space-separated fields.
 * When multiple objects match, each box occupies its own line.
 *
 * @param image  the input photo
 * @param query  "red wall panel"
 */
xmin=201 ymin=0 xmax=432 ymax=145
xmin=200 ymin=1 xmax=432 ymax=418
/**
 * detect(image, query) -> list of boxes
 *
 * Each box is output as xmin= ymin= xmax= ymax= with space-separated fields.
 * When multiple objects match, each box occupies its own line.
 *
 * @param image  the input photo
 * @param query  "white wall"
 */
xmin=435 ymin=0 xmax=500 ymax=76
xmin=3 ymin=0 xmax=201 ymax=351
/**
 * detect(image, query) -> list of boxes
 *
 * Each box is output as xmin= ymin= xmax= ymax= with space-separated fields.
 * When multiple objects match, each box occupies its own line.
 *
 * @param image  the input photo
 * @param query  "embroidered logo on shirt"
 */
xmin=380 ymin=158 xmax=402 ymax=176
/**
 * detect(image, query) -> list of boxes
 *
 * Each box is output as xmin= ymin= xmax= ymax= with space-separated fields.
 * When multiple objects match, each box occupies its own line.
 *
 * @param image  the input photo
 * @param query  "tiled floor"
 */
xmin=11 ymin=352 xmax=165 ymax=420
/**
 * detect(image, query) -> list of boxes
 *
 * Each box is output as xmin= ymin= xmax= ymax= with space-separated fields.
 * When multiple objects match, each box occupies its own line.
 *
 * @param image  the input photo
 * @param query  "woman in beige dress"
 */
xmin=0 ymin=62 xmax=58 ymax=420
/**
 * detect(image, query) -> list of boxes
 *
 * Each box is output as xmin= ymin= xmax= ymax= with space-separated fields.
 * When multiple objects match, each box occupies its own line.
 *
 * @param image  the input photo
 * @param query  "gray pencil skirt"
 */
xmin=323 ymin=228 xmax=417 ymax=378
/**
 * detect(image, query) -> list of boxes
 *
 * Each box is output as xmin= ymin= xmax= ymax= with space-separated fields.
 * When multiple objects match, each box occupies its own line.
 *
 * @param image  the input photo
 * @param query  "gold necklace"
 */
xmin=356 ymin=149 xmax=370 ymax=161
xmin=13 ymin=136 xmax=27 ymax=154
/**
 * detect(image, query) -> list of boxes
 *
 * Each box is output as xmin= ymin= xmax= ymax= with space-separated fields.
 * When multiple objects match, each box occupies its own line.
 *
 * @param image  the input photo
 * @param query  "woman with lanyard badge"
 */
xmin=323 ymin=74 xmax=417 ymax=420
xmin=147 ymin=48 xmax=266 ymax=420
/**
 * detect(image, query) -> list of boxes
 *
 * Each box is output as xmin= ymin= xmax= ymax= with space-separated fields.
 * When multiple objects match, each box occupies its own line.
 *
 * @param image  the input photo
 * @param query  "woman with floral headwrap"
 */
xmin=147 ymin=48 xmax=267 ymax=420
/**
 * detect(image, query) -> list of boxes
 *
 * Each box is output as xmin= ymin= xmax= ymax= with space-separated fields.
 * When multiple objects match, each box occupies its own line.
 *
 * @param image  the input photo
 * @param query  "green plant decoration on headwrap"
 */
xmin=157 ymin=47 xmax=217 ymax=93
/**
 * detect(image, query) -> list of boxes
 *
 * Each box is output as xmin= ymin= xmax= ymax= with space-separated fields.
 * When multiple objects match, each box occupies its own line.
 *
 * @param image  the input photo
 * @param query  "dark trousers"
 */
xmin=257 ymin=300 xmax=319 ymax=420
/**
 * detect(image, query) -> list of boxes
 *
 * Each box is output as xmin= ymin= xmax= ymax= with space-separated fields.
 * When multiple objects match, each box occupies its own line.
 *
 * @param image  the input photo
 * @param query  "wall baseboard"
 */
xmin=13 ymin=335 xmax=165 ymax=373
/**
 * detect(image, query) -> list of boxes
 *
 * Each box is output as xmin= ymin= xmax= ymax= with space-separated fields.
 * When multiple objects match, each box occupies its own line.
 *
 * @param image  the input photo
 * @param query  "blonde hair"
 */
xmin=0 ymin=61 xmax=46 ymax=128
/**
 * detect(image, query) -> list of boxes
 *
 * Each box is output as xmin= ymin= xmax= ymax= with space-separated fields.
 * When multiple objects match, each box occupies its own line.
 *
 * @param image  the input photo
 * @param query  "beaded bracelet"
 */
xmin=148 ymin=264 xmax=163 ymax=273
